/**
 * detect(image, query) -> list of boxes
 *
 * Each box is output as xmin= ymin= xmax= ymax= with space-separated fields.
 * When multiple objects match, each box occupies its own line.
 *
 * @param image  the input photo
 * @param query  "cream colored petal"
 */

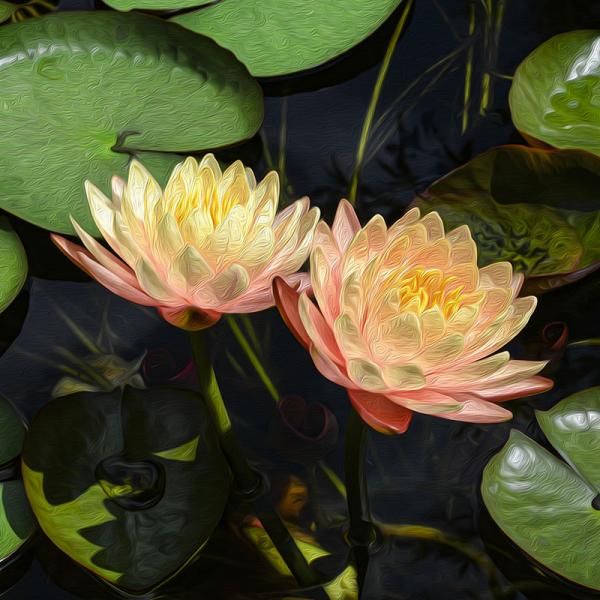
xmin=371 ymin=312 xmax=423 ymax=363
xmin=153 ymin=213 xmax=185 ymax=262
xmin=111 ymin=176 xmax=125 ymax=209
xmin=334 ymin=312 xmax=368 ymax=359
xmin=240 ymin=226 xmax=275 ymax=271
xmin=248 ymin=171 xmax=279 ymax=226
xmin=245 ymin=167 xmax=257 ymax=190
xmin=466 ymin=358 xmax=548 ymax=391
xmin=417 ymin=333 xmax=465 ymax=372
xmin=332 ymin=199 xmax=361 ymax=251
xmin=409 ymin=238 xmax=452 ymax=270
xmin=173 ymin=245 xmax=213 ymax=298
xmin=420 ymin=211 xmax=445 ymax=241
xmin=205 ymin=204 xmax=249 ymax=265
xmin=219 ymin=161 xmax=251 ymax=218
xmin=429 ymin=351 xmax=511 ymax=387
xmin=134 ymin=257 xmax=178 ymax=305
xmin=339 ymin=271 xmax=363 ymax=322
xmin=210 ymin=263 xmax=250 ymax=303
xmin=311 ymin=245 xmax=341 ymax=323
xmin=125 ymin=160 xmax=159 ymax=221
xmin=179 ymin=207 xmax=215 ymax=247
xmin=198 ymin=153 xmax=222 ymax=180
xmin=387 ymin=207 xmax=421 ymax=237
xmin=447 ymin=304 xmax=480 ymax=334
xmin=309 ymin=344 xmax=355 ymax=389
xmin=347 ymin=358 xmax=387 ymax=392
xmin=479 ymin=261 xmax=514 ymax=289
xmin=381 ymin=363 xmax=426 ymax=390
xmin=420 ymin=306 xmax=446 ymax=344
xmin=446 ymin=224 xmax=473 ymax=244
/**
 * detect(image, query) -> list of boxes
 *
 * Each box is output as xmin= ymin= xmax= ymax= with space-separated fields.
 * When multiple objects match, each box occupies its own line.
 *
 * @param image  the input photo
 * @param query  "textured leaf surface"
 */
xmin=22 ymin=386 xmax=231 ymax=592
xmin=0 ymin=219 xmax=27 ymax=314
xmin=510 ymin=30 xmax=600 ymax=155
xmin=0 ymin=481 xmax=36 ymax=563
xmin=0 ymin=11 xmax=263 ymax=234
xmin=413 ymin=145 xmax=600 ymax=292
xmin=482 ymin=389 xmax=600 ymax=591
xmin=172 ymin=0 xmax=404 ymax=77
xmin=0 ymin=1 xmax=16 ymax=23
xmin=537 ymin=387 xmax=600 ymax=493
xmin=105 ymin=0 xmax=213 ymax=10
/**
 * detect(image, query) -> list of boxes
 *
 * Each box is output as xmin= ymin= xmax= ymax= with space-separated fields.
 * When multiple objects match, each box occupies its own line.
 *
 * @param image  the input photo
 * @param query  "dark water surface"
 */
xmin=2 ymin=1 xmax=600 ymax=598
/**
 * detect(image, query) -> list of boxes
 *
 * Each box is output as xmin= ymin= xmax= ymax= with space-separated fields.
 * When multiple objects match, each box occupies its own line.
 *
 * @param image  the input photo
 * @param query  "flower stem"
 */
xmin=347 ymin=0 xmax=414 ymax=206
xmin=344 ymin=408 xmax=376 ymax=594
xmin=188 ymin=329 xmax=321 ymax=589
xmin=225 ymin=315 xmax=280 ymax=402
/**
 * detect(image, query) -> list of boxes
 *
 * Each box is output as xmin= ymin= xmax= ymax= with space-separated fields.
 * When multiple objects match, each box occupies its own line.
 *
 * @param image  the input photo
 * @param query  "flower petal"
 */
xmin=274 ymin=277 xmax=310 ymax=349
xmin=332 ymin=199 xmax=360 ymax=252
xmin=348 ymin=389 xmax=412 ymax=434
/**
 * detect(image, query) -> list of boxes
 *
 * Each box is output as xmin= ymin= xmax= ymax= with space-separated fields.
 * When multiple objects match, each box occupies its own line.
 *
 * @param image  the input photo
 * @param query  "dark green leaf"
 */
xmin=22 ymin=386 xmax=231 ymax=592
xmin=172 ymin=0 xmax=404 ymax=77
xmin=413 ymin=145 xmax=600 ymax=293
xmin=105 ymin=0 xmax=214 ymax=9
xmin=0 ymin=11 xmax=263 ymax=234
xmin=0 ymin=394 xmax=26 ymax=468
xmin=0 ymin=481 xmax=36 ymax=563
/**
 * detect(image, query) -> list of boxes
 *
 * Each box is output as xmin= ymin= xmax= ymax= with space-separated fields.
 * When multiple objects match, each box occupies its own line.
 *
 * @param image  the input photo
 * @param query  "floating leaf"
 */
xmin=510 ymin=30 xmax=600 ymax=155
xmin=0 ymin=481 xmax=36 ymax=564
xmin=0 ymin=219 xmax=27 ymax=314
xmin=105 ymin=0 xmax=214 ymax=9
xmin=412 ymin=145 xmax=600 ymax=293
xmin=482 ymin=387 xmax=600 ymax=592
xmin=22 ymin=386 xmax=231 ymax=592
xmin=0 ymin=11 xmax=263 ymax=234
xmin=172 ymin=0 xmax=404 ymax=77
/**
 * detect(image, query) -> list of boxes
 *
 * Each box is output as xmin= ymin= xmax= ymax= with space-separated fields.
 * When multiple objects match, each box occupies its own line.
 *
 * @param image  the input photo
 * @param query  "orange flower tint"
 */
xmin=275 ymin=200 xmax=553 ymax=434
xmin=52 ymin=155 xmax=319 ymax=330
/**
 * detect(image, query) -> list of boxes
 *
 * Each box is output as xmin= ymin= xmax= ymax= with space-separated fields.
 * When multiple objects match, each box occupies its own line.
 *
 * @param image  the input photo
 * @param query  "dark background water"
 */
xmin=2 ymin=1 xmax=600 ymax=598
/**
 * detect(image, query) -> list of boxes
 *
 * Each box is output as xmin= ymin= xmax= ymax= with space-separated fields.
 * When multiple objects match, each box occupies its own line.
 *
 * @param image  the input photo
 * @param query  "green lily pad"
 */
xmin=412 ymin=145 xmax=600 ymax=293
xmin=0 ymin=480 xmax=36 ymax=563
xmin=172 ymin=0 xmax=404 ymax=77
xmin=22 ymin=386 xmax=231 ymax=592
xmin=0 ymin=394 xmax=26 ymax=469
xmin=510 ymin=30 xmax=600 ymax=155
xmin=0 ymin=11 xmax=263 ymax=234
xmin=482 ymin=387 xmax=600 ymax=592
xmin=0 ymin=219 xmax=27 ymax=314
xmin=105 ymin=0 xmax=214 ymax=9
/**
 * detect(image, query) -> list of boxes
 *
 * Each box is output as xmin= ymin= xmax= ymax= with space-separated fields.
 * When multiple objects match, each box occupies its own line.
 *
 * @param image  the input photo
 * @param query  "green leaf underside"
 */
xmin=482 ymin=388 xmax=600 ymax=591
xmin=510 ymin=30 xmax=600 ymax=155
xmin=0 ymin=11 xmax=263 ymax=234
xmin=105 ymin=0 xmax=214 ymax=10
xmin=0 ymin=481 xmax=36 ymax=562
xmin=172 ymin=0 xmax=403 ymax=77
xmin=0 ymin=218 xmax=27 ymax=314
xmin=22 ymin=387 xmax=230 ymax=592
xmin=415 ymin=145 xmax=600 ymax=279
xmin=0 ymin=395 xmax=26 ymax=467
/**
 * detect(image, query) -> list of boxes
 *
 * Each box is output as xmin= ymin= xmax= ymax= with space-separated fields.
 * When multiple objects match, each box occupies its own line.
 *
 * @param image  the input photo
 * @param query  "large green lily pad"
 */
xmin=105 ymin=0 xmax=214 ymax=10
xmin=22 ymin=386 xmax=231 ymax=592
xmin=172 ymin=0 xmax=404 ymax=77
xmin=482 ymin=387 xmax=600 ymax=591
xmin=0 ymin=480 xmax=36 ymax=564
xmin=412 ymin=145 xmax=600 ymax=293
xmin=0 ymin=11 xmax=263 ymax=234
xmin=510 ymin=30 xmax=600 ymax=155
xmin=0 ymin=219 xmax=27 ymax=314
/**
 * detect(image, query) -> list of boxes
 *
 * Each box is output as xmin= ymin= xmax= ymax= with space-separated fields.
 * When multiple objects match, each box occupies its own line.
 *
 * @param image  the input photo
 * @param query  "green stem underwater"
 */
xmin=188 ymin=329 xmax=322 ymax=590
xmin=344 ymin=408 xmax=376 ymax=595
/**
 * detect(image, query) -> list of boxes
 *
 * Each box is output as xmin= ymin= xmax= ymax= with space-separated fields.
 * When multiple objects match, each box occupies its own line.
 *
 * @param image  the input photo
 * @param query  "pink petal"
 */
xmin=309 ymin=344 xmax=354 ymax=389
xmin=273 ymin=277 xmax=311 ymax=348
xmin=348 ymin=389 xmax=412 ymax=434
xmin=299 ymin=292 xmax=344 ymax=365
xmin=469 ymin=375 xmax=553 ymax=401
xmin=52 ymin=234 xmax=156 ymax=306
xmin=434 ymin=397 xmax=513 ymax=423
xmin=332 ymin=199 xmax=361 ymax=252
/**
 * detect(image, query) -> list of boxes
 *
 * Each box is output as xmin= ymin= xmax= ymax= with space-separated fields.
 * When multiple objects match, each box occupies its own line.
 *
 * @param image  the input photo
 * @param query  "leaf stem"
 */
xmin=225 ymin=315 xmax=280 ymax=402
xmin=347 ymin=0 xmax=414 ymax=206
xmin=344 ymin=408 xmax=376 ymax=594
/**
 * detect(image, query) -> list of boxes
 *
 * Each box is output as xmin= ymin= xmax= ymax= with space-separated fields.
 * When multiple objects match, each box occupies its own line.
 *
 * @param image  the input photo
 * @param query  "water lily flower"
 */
xmin=52 ymin=155 xmax=319 ymax=330
xmin=275 ymin=201 xmax=553 ymax=434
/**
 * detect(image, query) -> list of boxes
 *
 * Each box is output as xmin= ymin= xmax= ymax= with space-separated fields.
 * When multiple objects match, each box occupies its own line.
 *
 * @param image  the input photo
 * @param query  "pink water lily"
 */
xmin=52 ymin=155 xmax=319 ymax=330
xmin=275 ymin=200 xmax=553 ymax=434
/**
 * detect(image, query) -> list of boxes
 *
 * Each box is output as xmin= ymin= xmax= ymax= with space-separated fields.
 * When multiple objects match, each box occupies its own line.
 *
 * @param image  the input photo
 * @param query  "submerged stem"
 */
xmin=348 ymin=0 xmax=414 ymax=206
xmin=344 ymin=408 xmax=376 ymax=594
xmin=188 ymin=329 xmax=321 ymax=589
